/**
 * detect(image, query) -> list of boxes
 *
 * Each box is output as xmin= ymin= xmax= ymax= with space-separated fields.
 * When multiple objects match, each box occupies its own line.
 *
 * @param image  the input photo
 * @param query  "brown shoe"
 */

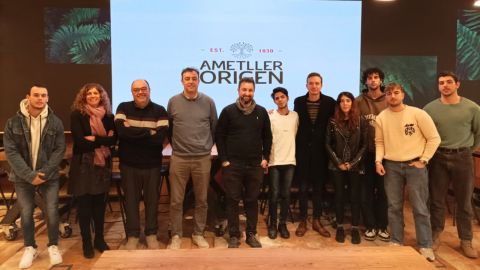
xmin=312 ymin=218 xmax=331 ymax=237
xmin=295 ymin=220 xmax=307 ymax=237
xmin=461 ymin=240 xmax=479 ymax=259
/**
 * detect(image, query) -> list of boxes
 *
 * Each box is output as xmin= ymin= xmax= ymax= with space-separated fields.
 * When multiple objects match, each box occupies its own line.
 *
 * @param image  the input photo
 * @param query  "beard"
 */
xmin=240 ymin=96 xmax=252 ymax=104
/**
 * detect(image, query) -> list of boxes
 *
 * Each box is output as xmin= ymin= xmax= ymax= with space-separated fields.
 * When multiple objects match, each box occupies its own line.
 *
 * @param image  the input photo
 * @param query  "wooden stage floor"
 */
xmin=92 ymin=247 xmax=436 ymax=270
xmin=0 ymin=189 xmax=479 ymax=270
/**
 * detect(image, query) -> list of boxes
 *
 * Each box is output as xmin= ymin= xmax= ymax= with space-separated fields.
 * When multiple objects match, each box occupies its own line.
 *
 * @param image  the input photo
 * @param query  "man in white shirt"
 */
xmin=267 ymin=87 xmax=298 ymax=239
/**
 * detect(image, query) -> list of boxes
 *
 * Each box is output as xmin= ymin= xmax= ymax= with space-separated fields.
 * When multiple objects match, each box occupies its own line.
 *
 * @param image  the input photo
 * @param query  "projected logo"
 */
xmin=230 ymin=42 xmax=253 ymax=59
xmin=200 ymin=42 xmax=283 ymax=85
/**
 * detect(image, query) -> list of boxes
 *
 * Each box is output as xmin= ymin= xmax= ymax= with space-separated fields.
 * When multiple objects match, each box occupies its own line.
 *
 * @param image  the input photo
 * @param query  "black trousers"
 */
xmin=222 ymin=161 xmax=264 ymax=238
xmin=360 ymin=152 xmax=388 ymax=230
xmin=77 ymin=193 xmax=107 ymax=243
xmin=331 ymin=170 xmax=361 ymax=226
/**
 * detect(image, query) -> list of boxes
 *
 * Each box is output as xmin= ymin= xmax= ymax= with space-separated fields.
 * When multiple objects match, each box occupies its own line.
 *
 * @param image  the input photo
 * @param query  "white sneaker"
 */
xmin=167 ymin=235 xmax=182 ymax=249
xmin=48 ymin=245 xmax=63 ymax=266
xmin=389 ymin=241 xmax=402 ymax=247
xmin=419 ymin=247 xmax=435 ymax=262
xmin=364 ymin=229 xmax=377 ymax=241
xmin=146 ymin=235 xmax=159 ymax=249
xmin=125 ymin=237 xmax=139 ymax=250
xmin=19 ymin=246 xmax=38 ymax=269
xmin=377 ymin=229 xmax=391 ymax=241
xmin=192 ymin=234 xmax=209 ymax=249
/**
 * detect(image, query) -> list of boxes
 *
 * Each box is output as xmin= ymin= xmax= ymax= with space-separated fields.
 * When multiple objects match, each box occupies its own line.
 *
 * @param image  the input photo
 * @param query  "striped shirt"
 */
xmin=115 ymin=101 xmax=169 ymax=168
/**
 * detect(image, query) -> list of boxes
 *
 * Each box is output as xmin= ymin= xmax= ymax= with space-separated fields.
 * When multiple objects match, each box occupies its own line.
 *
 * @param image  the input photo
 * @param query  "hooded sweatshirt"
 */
xmin=20 ymin=99 xmax=49 ymax=170
xmin=354 ymin=89 xmax=387 ymax=153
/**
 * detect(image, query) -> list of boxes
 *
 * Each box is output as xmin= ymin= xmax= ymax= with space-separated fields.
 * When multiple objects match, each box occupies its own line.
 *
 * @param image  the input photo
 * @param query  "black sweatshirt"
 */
xmin=114 ymin=101 xmax=168 ymax=169
xmin=215 ymin=103 xmax=272 ymax=164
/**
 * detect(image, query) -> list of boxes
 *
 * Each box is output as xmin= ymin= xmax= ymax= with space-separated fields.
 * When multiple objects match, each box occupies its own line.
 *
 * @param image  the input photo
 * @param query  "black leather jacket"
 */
xmin=325 ymin=117 xmax=367 ymax=172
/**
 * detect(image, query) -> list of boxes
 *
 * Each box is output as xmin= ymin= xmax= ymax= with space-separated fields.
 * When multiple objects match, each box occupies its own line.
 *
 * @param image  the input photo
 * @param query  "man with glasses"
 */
xmin=115 ymin=79 xmax=169 ymax=250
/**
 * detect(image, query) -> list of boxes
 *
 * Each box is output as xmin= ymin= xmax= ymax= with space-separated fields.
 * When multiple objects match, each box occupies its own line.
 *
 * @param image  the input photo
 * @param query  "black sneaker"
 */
xmin=268 ymin=225 xmax=277 ymax=239
xmin=228 ymin=236 xmax=240 ymax=248
xmin=245 ymin=233 xmax=262 ymax=248
xmin=335 ymin=227 xmax=345 ymax=243
xmin=278 ymin=223 xmax=290 ymax=239
xmin=351 ymin=228 xmax=361 ymax=244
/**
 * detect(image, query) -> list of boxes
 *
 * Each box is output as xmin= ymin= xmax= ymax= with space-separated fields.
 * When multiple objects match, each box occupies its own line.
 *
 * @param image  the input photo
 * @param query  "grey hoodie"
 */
xmin=19 ymin=99 xmax=49 ymax=169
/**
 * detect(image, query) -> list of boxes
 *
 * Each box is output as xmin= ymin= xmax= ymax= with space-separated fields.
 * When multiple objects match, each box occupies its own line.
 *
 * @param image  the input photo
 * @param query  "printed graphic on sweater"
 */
xmin=404 ymin=123 xmax=415 ymax=136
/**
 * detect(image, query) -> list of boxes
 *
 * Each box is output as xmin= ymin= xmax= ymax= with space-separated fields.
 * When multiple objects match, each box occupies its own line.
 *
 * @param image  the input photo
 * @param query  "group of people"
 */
xmin=3 ymin=67 xmax=479 ymax=268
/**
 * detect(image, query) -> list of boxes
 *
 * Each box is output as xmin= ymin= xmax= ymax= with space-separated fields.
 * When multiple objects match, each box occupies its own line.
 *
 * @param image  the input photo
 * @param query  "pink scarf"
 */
xmin=86 ymin=105 xmax=111 ymax=167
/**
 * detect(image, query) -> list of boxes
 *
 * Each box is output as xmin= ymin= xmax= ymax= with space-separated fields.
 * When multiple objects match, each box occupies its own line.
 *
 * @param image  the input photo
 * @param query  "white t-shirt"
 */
xmin=268 ymin=109 xmax=299 ymax=166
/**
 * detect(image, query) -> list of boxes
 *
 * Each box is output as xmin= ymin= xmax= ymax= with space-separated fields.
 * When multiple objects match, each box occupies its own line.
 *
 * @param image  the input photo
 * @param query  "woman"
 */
xmin=69 ymin=83 xmax=116 ymax=258
xmin=325 ymin=91 xmax=367 ymax=244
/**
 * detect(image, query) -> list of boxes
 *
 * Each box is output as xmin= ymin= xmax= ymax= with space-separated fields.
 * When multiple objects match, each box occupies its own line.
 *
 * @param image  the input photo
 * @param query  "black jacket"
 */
xmin=294 ymin=93 xmax=336 ymax=174
xmin=70 ymin=110 xmax=117 ymax=155
xmin=325 ymin=117 xmax=367 ymax=172
xmin=215 ymin=103 xmax=272 ymax=164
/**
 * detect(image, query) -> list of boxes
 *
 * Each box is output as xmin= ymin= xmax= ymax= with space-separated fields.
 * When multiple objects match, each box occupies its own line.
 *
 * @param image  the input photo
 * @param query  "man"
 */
xmin=167 ymin=67 xmax=217 ymax=249
xmin=267 ymin=87 xmax=298 ymax=239
xmin=215 ymin=77 xmax=272 ymax=248
xmin=294 ymin=72 xmax=335 ymax=237
xmin=355 ymin=67 xmax=390 ymax=241
xmin=4 ymin=85 xmax=65 ymax=268
xmin=375 ymin=83 xmax=440 ymax=262
xmin=424 ymin=71 xmax=480 ymax=259
xmin=115 ymin=79 xmax=169 ymax=250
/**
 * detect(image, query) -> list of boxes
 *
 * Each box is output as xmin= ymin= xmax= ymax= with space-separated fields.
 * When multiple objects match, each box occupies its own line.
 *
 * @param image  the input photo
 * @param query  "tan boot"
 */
xmin=461 ymin=240 xmax=479 ymax=259
xmin=295 ymin=220 xmax=307 ymax=237
xmin=125 ymin=237 xmax=139 ymax=250
xmin=312 ymin=218 xmax=331 ymax=238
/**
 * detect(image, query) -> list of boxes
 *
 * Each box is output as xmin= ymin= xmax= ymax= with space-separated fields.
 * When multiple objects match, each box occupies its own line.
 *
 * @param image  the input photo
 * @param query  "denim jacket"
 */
xmin=3 ymin=108 xmax=65 ymax=183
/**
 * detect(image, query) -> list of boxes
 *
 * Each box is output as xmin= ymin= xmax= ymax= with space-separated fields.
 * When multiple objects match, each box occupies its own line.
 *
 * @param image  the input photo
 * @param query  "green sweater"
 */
xmin=424 ymin=97 xmax=480 ymax=150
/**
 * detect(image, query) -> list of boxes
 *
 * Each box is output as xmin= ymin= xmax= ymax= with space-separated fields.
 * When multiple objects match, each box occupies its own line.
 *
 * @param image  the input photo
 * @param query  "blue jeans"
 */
xmin=383 ymin=160 xmax=432 ymax=248
xmin=268 ymin=165 xmax=295 ymax=224
xmin=15 ymin=179 xmax=60 ymax=248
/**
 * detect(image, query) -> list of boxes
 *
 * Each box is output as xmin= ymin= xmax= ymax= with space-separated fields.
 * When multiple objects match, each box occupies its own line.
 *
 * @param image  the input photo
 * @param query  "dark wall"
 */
xmin=361 ymin=0 xmax=480 ymax=104
xmin=0 ymin=0 xmax=111 ymax=130
xmin=1 ymin=0 xmax=479 ymax=130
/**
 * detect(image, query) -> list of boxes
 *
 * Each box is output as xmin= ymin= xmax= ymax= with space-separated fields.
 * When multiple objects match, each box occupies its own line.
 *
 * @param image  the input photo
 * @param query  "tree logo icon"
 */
xmin=230 ymin=42 xmax=253 ymax=59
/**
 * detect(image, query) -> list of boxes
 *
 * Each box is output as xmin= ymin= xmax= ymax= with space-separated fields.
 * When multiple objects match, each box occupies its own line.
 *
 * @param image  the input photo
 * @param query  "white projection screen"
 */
xmin=111 ymin=0 xmax=362 ymax=111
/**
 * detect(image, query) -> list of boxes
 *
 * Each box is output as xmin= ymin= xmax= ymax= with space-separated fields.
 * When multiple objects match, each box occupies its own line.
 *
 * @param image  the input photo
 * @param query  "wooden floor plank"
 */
xmin=92 ymin=247 xmax=437 ymax=270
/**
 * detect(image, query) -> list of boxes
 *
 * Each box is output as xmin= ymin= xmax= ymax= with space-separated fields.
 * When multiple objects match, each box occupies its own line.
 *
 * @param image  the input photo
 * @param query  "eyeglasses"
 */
xmin=132 ymin=87 xmax=149 ymax=93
